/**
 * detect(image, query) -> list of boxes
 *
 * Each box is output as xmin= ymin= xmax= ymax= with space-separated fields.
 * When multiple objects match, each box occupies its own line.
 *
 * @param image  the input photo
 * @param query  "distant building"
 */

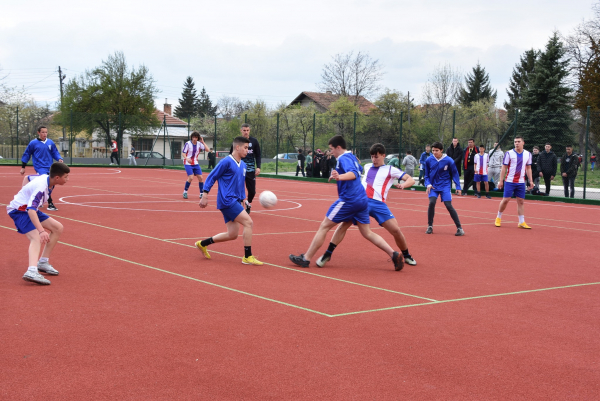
xmin=289 ymin=91 xmax=377 ymax=114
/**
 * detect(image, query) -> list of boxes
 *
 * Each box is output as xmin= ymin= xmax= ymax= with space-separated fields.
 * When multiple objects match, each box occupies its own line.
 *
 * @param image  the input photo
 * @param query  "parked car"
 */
xmin=384 ymin=154 xmax=399 ymax=164
xmin=273 ymin=153 xmax=299 ymax=160
xmin=135 ymin=151 xmax=165 ymax=159
xmin=216 ymin=150 xmax=230 ymax=159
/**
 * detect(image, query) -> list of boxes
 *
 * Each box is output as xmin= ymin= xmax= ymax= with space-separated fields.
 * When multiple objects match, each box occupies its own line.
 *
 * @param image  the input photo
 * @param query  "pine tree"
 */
xmin=518 ymin=33 xmax=573 ymax=149
xmin=458 ymin=62 xmax=497 ymax=106
xmin=197 ymin=87 xmax=217 ymax=118
xmin=174 ymin=77 xmax=198 ymax=120
xmin=504 ymin=49 xmax=538 ymax=121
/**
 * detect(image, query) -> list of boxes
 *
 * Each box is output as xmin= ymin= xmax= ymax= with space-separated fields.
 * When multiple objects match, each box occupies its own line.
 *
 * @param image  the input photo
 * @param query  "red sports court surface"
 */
xmin=1 ymin=166 xmax=599 ymax=400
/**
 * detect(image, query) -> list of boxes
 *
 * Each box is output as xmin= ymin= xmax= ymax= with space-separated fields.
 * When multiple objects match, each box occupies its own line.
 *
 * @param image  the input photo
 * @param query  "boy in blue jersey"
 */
xmin=20 ymin=126 xmax=63 ymax=211
xmin=196 ymin=136 xmax=263 ymax=266
xmin=289 ymin=136 xmax=402 ymax=269
xmin=424 ymin=141 xmax=464 ymax=236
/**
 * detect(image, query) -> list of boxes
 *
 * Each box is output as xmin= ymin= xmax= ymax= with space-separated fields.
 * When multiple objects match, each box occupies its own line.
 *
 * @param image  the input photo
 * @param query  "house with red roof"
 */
xmin=289 ymin=91 xmax=377 ymax=114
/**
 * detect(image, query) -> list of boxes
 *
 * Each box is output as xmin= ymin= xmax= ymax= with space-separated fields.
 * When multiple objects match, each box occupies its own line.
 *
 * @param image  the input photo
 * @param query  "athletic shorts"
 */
xmin=503 ymin=182 xmax=526 ymax=199
xmin=326 ymin=199 xmax=370 ymax=225
xmin=474 ymin=174 xmax=488 ymax=182
xmin=368 ymin=198 xmax=395 ymax=225
xmin=8 ymin=210 xmax=50 ymax=234
xmin=429 ymin=189 xmax=453 ymax=202
xmin=220 ymin=202 xmax=244 ymax=224
xmin=35 ymin=168 xmax=49 ymax=175
xmin=185 ymin=165 xmax=202 ymax=176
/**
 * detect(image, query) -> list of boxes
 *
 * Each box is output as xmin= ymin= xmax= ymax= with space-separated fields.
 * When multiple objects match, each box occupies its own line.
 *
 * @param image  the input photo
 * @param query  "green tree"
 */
xmin=174 ymin=77 xmax=198 ymax=120
xmin=518 ymin=33 xmax=574 ymax=149
xmin=197 ymin=87 xmax=217 ymax=117
xmin=504 ymin=49 xmax=539 ymax=121
xmin=325 ymin=96 xmax=361 ymax=139
xmin=455 ymin=99 xmax=505 ymax=146
xmin=458 ymin=62 xmax=497 ymax=106
xmin=58 ymin=51 xmax=160 ymax=153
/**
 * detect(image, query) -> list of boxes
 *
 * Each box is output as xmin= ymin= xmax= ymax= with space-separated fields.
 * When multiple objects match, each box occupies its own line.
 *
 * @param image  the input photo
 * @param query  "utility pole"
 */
xmin=58 ymin=66 xmax=66 ymax=142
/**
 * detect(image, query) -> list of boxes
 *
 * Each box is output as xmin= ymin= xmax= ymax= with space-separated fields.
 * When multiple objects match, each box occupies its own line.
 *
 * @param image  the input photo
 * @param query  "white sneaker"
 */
xmin=23 ymin=270 xmax=51 ymax=285
xmin=37 ymin=261 xmax=59 ymax=275
xmin=109 ymin=163 xmax=114 ymax=165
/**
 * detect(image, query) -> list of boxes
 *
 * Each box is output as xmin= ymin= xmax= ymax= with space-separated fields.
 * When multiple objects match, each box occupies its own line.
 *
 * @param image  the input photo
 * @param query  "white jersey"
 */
xmin=503 ymin=149 xmax=532 ymax=184
xmin=362 ymin=163 xmax=406 ymax=203
xmin=7 ymin=175 xmax=51 ymax=214
xmin=474 ymin=153 xmax=489 ymax=175
xmin=182 ymin=140 xmax=205 ymax=165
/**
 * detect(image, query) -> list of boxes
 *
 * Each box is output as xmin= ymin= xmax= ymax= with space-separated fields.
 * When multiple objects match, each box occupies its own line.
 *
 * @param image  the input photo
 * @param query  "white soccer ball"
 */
xmin=259 ymin=191 xmax=278 ymax=209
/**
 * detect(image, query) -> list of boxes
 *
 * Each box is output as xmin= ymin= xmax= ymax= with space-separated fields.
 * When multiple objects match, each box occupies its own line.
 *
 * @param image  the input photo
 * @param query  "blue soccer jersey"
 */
xmin=203 ymin=155 xmax=246 ymax=209
xmin=21 ymin=138 xmax=62 ymax=173
xmin=336 ymin=152 xmax=368 ymax=203
xmin=424 ymin=154 xmax=461 ymax=192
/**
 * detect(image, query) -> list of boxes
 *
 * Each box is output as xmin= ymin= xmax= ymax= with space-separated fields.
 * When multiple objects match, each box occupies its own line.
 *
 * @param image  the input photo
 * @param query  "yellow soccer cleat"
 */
xmin=195 ymin=241 xmax=211 ymax=259
xmin=495 ymin=218 xmax=502 ymax=227
xmin=518 ymin=222 xmax=532 ymax=229
xmin=242 ymin=255 xmax=264 ymax=265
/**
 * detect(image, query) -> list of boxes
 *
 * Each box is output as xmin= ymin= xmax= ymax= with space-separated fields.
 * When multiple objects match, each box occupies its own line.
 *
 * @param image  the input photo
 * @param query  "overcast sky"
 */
xmin=0 ymin=0 xmax=595 ymax=112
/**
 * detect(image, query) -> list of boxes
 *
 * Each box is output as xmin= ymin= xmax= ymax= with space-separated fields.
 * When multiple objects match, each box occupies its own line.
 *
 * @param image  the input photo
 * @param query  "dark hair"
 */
xmin=468 ymin=138 xmax=474 ymax=142
xmin=406 ymin=150 xmax=412 ymax=155
xmin=37 ymin=125 xmax=47 ymax=133
xmin=241 ymin=123 xmax=251 ymax=129
xmin=50 ymin=162 xmax=70 ymax=177
xmin=566 ymin=145 xmax=573 ymax=148
xmin=533 ymin=146 xmax=540 ymax=150
xmin=308 ymin=151 xmax=313 ymax=155
xmin=328 ymin=135 xmax=346 ymax=149
xmin=545 ymin=142 xmax=552 ymax=146
xmin=190 ymin=131 xmax=201 ymax=140
xmin=431 ymin=141 xmax=444 ymax=151
xmin=425 ymin=144 xmax=431 ymax=148
xmin=298 ymin=149 xmax=303 ymax=154
xmin=479 ymin=144 xmax=485 ymax=149
xmin=514 ymin=136 xmax=524 ymax=141
xmin=233 ymin=136 xmax=250 ymax=146
xmin=369 ymin=143 xmax=386 ymax=155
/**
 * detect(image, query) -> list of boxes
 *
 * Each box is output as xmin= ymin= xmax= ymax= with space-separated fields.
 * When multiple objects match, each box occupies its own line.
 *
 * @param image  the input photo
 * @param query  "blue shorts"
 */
xmin=474 ymin=174 xmax=488 ymax=182
xmin=326 ymin=199 xmax=370 ymax=225
xmin=503 ymin=182 xmax=526 ymax=199
xmin=368 ymin=198 xmax=395 ymax=225
xmin=8 ymin=210 xmax=50 ymax=234
xmin=35 ymin=168 xmax=50 ymax=175
xmin=429 ymin=189 xmax=453 ymax=202
xmin=185 ymin=165 xmax=202 ymax=176
xmin=220 ymin=202 xmax=245 ymax=224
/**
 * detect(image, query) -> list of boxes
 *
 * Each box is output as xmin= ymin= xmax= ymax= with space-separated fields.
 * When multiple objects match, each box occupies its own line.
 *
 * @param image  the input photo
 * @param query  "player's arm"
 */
xmin=450 ymin=161 xmax=462 ymax=195
xmin=20 ymin=143 xmax=32 ymax=175
xmin=51 ymin=142 xmax=63 ymax=162
xmin=254 ymin=138 xmax=261 ymax=175
xmin=330 ymin=171 xmax=357 ymax=181
xmin=200 ymin=160 xmax=227 ymax=207
xmin=526 ymin=165 xmax=534 ymax=190
xmin=497 ymin=165 xmax=507 ymax=189
xmin=396 ymin=173 xmax=415 ymax=189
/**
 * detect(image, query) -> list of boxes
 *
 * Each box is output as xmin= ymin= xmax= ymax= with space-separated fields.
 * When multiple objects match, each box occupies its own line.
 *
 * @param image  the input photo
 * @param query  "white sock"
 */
xmin=39 ymin=257 xmax=49 ymax=263
xmin=28 ymin=266 xmax=38 ymax=272
xmin=497 ymin=212 xmax=503 ymax=219
xmin=519 ymin=215 xmax=525 ymax=224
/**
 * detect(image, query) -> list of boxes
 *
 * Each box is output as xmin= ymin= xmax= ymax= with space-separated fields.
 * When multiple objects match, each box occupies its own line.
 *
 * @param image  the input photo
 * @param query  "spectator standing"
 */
xmin=488 ymin=142 xmax=504 ymax=184
xmin=560 ymin=145 xmax=579 ymax=198
xmin=207 ymin=148 xmax=216 ymax=169
xmin=591 ymin=154 xmax=596 ymax=172
xmin=129 ymin=145 xmax=137 ymax=166
xmin=306 ymin=151 xmax=313 ymax=176
xmin=462 ymin=139 xmax=479 ymax=195
xmin=313 ymin=149 xmax=323 ymax=178
xmin=531 ymin=146 xmax=540 ymax=194
xmin=474 ymin=144 xmax=491 ymax=198
xmin=418 ymin=145 xmax=432 ymax=185
xmin=401 ymin=151 xmax=419 ymax=177
xmin=537 ymin=143 xmax=557 ymax=196
xmin=387 ymin=155 xmax=401 ymax=168
xmin=446 ymin=138 xmax=463 ymax=188
xmin=296 ymin=149 xmax=305 ymax=177
xmin=110 ymin=140 xmax=120 ymax=166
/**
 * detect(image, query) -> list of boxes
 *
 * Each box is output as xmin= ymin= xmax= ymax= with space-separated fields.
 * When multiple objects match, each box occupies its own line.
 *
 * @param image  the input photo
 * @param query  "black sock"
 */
xmin=244 ymin=246 xmax=252 ymax=258
xmin=325 ymin=242 xmax=337 ymax=257
xmin=200 ymin=237 xmax=214 ymax=247
xmin=402 ymin=249 xmax=411 ymax=258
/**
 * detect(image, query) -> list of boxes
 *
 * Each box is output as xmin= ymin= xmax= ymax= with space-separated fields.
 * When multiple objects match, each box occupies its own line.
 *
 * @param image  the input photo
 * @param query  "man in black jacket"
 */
xmin=560 ymin=145 xmax=579 ymax=198
xmin=446 ymin=138 xmax=463 ymax=188
xmin=530 ymin=146 xmax=540 ymax=194
xmin=296 ymin=149 xmax=305 ymax=177
xmin=462 ymin=139 xmax=479 ymax=195
xmin=537 ymin=143 xmax=557 ymax=196
xmin=230 ymin=123 xmax=261 ymax=214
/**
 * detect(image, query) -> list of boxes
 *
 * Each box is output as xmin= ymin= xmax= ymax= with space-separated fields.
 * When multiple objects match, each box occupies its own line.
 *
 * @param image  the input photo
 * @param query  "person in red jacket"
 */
xmin=462 ymin=138 xmax=479 ymax=196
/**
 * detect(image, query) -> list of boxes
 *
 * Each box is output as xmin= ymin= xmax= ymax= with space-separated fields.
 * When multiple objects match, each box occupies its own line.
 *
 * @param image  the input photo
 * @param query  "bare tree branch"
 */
xmin=319 ymin=51 xmax=384 ymax=102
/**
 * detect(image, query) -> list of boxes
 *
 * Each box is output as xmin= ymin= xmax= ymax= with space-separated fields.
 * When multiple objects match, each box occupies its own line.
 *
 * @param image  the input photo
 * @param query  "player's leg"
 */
xmin=37 ymin=216 xmax=63 ymax=274
xmin=22 ymin=229 xmax=51 ymax=284
xmin=196 ymin=203 xmax=245 ymax=259
xmin=196 ymin=171 xmax=204 ymax=198
xmin=443 ymin=201 xmax=464 ymax=236
xmin=476 ymin=181 xmax=481 ymax=197
xmin=245 ymin=172 xmax=256 ymax=214
xmin=484 ymin=178 xmax=490 ymax=198
xmin=426 ymin=194 xmax=437 ymax=233
xmin=289 ymin=217 xmax=337 ymax=267
xmin=356 ymin=223 xmax=403 ymax=270
xmin=316 ymin=221 xmax=352 ymax=267
xmin=234 ymin=211 xmax=263 ymax=265
xmin=381 ymin=219 xmax=416 ymax=265
xmin=515 ymin=185 xmax=531 ymax=228
xmin=183 ymin=165 xmax=194 ymax=199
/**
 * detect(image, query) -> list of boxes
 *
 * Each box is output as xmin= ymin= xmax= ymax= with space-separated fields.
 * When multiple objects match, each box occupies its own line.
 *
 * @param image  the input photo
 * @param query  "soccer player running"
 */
xmin=495 ymin=136 xmax=534 ymax=229
xmin=230 ymin=123 xmax=261 ymax=214
xmin=474 ymin=144 xmax=491 ymax=198
xmin=424 ymin=142 xmax=465 ymax=236
xmin=182 ymin=131 xmax=207 ymax=199
xmin=314 ymin=143 xmax=417 ymax=270
xmin=8 ymin=162 xmax=70 ymax=285
xmin=20 ymin=125 xmax=64 ymax=211
xmin=289 ymin=136 xmax=403 ymax=270
xmin=196 ymin=136 xmax=263 ymax=265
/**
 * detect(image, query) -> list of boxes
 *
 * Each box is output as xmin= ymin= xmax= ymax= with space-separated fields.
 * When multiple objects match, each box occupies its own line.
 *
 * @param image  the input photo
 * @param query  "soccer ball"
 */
xmin=259 ymin=191 xmax=277 ymax=209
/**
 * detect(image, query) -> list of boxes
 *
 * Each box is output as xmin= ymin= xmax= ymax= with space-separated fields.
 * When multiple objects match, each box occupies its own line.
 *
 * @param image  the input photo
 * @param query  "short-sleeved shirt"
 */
xmin=503 ymin=149 xmax=532 ymax=183
xmin=203 ymin=155 xmax=247 ymax=210
xmin=336 ymin=151 xmax=368 ymax=203
xmin=362 ymin=163 xmax=406 ymax=203
xmin=182 ymin=140 xmax=206 ymax=165
xmin=474 ymin=153 xmax=489 ymax=175
xmin=7 ymin=175 xmax=52 ymax=214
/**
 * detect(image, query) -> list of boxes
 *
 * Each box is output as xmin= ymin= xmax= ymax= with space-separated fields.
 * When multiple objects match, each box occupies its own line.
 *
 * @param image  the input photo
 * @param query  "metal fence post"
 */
xmin=214 ymin=115 xmax=217 ymax=151
xmin=312 ymin=113 xmax=316 ymax=174
xmin=276 ymin=113 xmax=280 ymax=175
xmin=513 ymin=109 xmax=519 ymax=139
xmin=16 ymin=106 xmax=19 ymax=158
xmin=353 ymin=112 xmax=357 ymax=154
xmin=583 ymin=106 xmax=591 ymax=199
xmin=244 ymin=114 xmax=247 ymax=124
xmin=163 ymin=115 xmax=166 ymax=167
xmin=188 ymin=117 xmax=191 ymax=142
xmin=399 ymin=111 xmax=403 ymax=156
xmin=69 ymin=109 xmax=73 ymax=165
xmin=452 ymin=109 xmax=456 ymax=139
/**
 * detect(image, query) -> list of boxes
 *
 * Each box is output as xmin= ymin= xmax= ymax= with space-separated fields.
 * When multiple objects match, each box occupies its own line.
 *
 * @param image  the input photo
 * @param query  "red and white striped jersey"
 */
xmin=362 ymin=163 xmax=406 ymax=203
xmin=503 ymin=149 xmax=532 ymax=183
xmin=474 ymin=153 xmax=489 ymax=175
xmin=182 ymin=141 xmax=205 ymax=165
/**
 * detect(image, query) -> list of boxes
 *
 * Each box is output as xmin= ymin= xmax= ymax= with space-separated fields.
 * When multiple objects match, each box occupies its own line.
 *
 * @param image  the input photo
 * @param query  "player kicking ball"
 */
xmin=314 ymin=143 xmax=417 ymax=270
xmin=7 ymin=162 xmax=70 ymax=285
xmin=424 ymin=141 xmax=465 ymax=236
xmin=196 ymin=136 xmax=263 ymax=265
xmin=289 ymin=136 xmax=403 ymax=270
xmin=495 ymin=136 xmax=534 ymax=229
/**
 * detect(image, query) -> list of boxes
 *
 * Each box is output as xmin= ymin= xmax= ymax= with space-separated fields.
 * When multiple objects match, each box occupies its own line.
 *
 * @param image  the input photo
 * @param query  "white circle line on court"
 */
xmin=58 ymin=194 xmax=303 ymax=213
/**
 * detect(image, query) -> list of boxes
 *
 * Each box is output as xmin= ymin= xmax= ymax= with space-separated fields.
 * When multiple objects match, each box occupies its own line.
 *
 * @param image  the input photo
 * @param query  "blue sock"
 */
xmin=199 ymin=182 xmax=204 ymax=192
xmin=184 ymin=182 xmax=190 ymax=191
